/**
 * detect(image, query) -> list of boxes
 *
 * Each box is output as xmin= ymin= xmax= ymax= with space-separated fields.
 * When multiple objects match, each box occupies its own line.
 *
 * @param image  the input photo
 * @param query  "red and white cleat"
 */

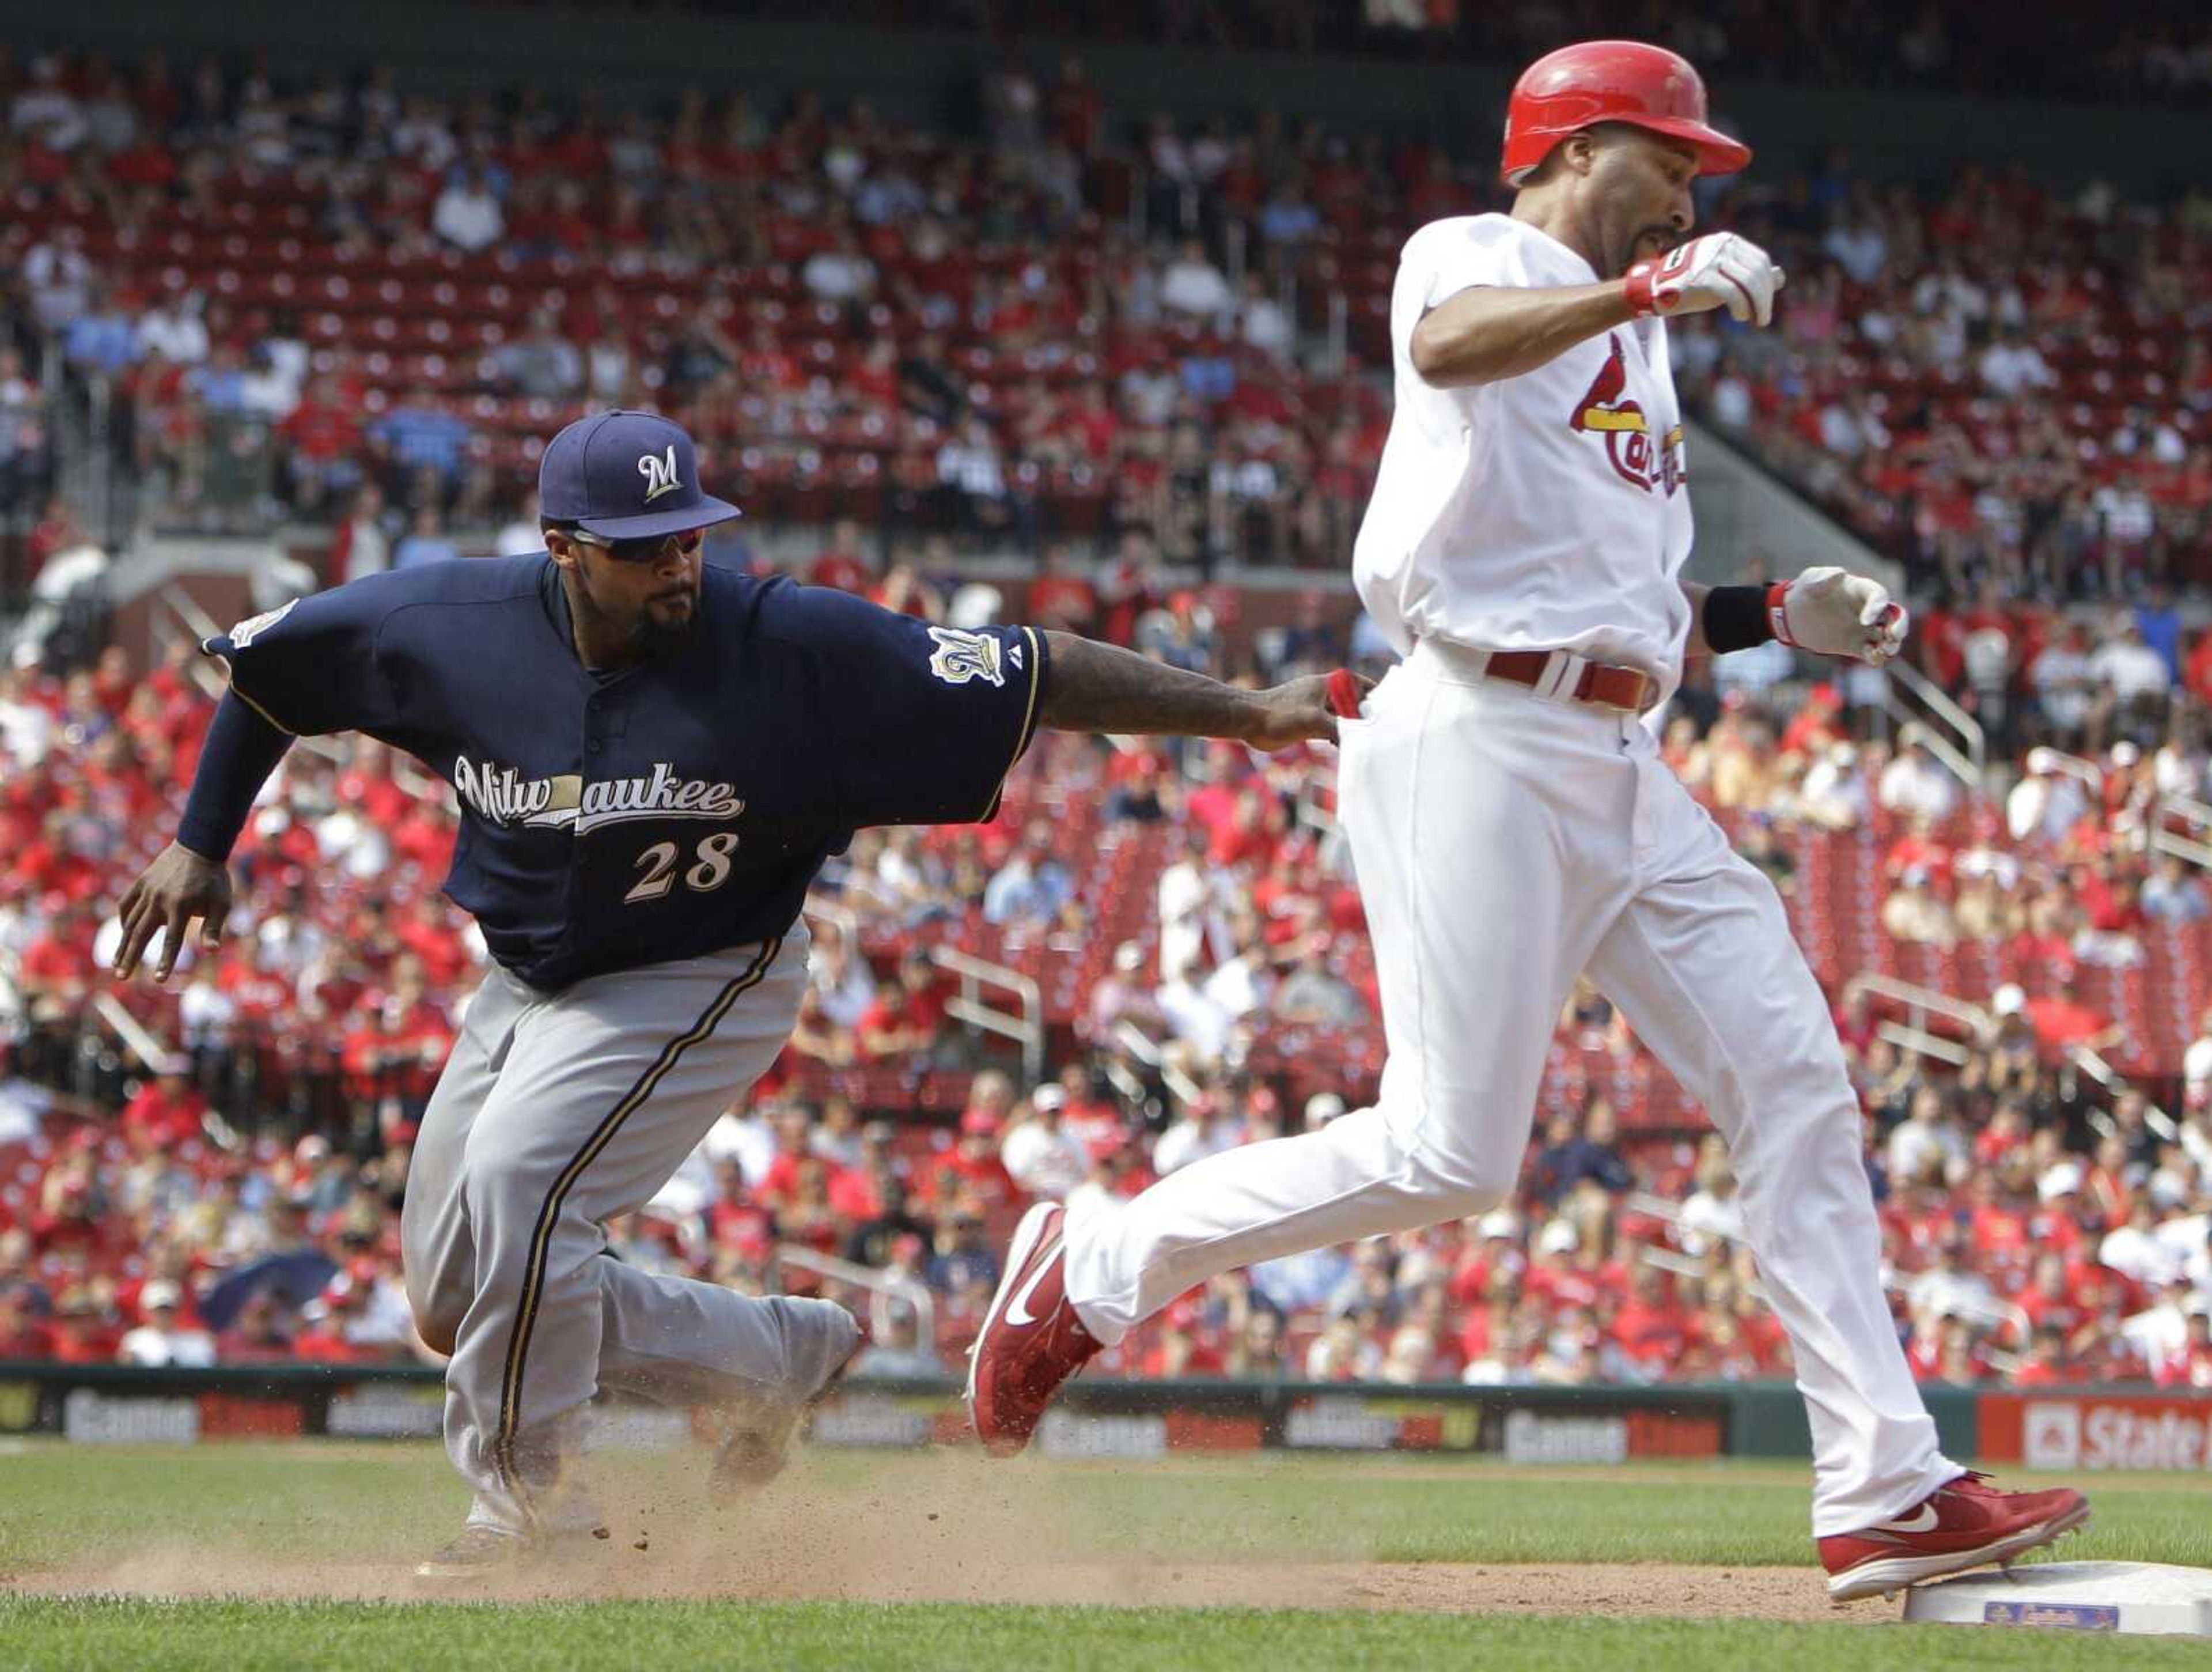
xmin=1819 ymin=1471 xmax=2091 ymax=1602
xmin=965 ymin=1202 xmax=1100 ymax=1457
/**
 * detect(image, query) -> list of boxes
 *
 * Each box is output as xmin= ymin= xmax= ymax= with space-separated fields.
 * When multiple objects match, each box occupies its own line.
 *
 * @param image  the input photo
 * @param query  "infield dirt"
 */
xmin=8 ymin=1450 xmax=1892 ymax=1623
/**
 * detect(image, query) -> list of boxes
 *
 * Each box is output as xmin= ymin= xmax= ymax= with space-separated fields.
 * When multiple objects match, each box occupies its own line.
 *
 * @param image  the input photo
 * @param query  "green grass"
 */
xmin=2 ymin=1598 xmax=2209 ymax=1672
xmin=3 ymin=1446 xmax=2208 ymax=1669
xmin=1043 ymin=1454 xmax=2212 ymax=1568
xmin=8 ymin=1446 xmax=2203 ymax=1573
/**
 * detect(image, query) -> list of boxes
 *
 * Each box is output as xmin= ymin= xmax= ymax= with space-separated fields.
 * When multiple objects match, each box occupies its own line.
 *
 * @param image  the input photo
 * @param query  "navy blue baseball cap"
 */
xmin=538 ymin=409 xmax=741 ymax=540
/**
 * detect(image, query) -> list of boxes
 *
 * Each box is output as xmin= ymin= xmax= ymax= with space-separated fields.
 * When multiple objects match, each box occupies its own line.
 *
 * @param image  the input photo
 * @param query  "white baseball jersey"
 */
xmin=1060 ymin=213 xmax=1962 ymax=1544
xmin=1353 ymin=214 xmax=1695 ymax=686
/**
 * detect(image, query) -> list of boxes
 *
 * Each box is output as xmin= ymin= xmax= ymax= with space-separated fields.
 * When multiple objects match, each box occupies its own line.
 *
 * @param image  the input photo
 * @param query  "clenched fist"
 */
xmin=1624 ymin=233 xmax=1785 ymax=328
xmin=1768 ymin=567 xmax=1910 ymax=667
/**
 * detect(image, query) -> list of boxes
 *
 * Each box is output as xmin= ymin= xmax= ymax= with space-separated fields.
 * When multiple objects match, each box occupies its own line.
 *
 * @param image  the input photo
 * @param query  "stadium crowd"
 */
xmin=5 ymin=600 xmax=2212 ymax=1394
xmin=1 ymin=37 xmax=2210 ymax=1394
xmin=511 ymin=2 xmax=2212 ymax=109
xmin=2 ymin=46 xmax=2206 ymax=600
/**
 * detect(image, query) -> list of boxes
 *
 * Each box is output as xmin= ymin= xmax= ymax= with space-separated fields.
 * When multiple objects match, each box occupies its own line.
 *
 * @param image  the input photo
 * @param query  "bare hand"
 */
xmin=1246 ymin=672 xmax=1374 ymax=752
xmin=113 ymin=842 xmax=233 ymax=982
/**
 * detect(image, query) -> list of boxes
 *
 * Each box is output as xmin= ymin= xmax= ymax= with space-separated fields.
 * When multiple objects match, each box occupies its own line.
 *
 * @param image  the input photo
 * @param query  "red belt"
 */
xmin=1483 ymin=650 xmax=1656 ymax=713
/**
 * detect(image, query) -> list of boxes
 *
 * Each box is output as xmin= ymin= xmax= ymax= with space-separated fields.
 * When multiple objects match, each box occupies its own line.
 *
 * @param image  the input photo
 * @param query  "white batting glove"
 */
xmin=1767 ymin=567 xmax=1910 ymax=667
xmin=1624 ymin=233 xmax=1786 ymax=328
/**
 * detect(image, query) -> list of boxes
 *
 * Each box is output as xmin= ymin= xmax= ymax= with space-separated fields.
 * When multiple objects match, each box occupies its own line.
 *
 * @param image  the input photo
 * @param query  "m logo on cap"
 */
xmin=638 ymin=445 xmax=682 ymax=503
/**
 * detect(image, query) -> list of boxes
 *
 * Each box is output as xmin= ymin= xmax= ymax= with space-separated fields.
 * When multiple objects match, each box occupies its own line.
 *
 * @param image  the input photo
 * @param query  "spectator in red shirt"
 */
xmin=2011 ymin=1324 xmax=2077 ymax=1387
xmin=277 ymin=370 xmax=367 ymax=515
xmin=1607 ymin=1265 xmax=1688 ymax=1378
xmin=2156 ymin=1312 xmax=2212 ymax=1390
xmin=1991 ymin=982 xmax=2116 ymax=1061
xmin=2016 ymin=1251 xmax=2092 ymax=1348
xmin=857 ymin=951 xmax=949 ymax=1062
xmin=341 ymin=997 xmax=447 ymax=1110
xmin=0 ymin=1286 xmax=54 ymax=1358
xmin=756 ymin=1102 xmax=821 ymax=1208
xmin=18 ymin=903 xmax=98 ymax=1009
xmin=291 ymin=1278 xmax=381 ymax=1364
xmin=707 ymin=1157 xmax=777 ymax=1255
xmin=120 ymin=1063 xmax=209 ymax=1149
xmin=1026 ymin=544 xmax=1099 ymax=634
xmin=47 ymin=1290 xmax=121 ymax=1364
xmin=807 ymin=519 xmax=873 ymax=593
xmin=774 ymin=1157 xmax=844 ymax=1255
xmin=1964 ymin=1171 xmax=2031 ymax=1267
xmin=918 ymin=1107 xmax=1018 ymax=1215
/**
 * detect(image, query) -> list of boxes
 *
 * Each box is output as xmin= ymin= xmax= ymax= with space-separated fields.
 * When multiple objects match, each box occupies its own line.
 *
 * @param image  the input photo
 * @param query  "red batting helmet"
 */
xmin=1500 ymin=40 xmax=1752 ymax=188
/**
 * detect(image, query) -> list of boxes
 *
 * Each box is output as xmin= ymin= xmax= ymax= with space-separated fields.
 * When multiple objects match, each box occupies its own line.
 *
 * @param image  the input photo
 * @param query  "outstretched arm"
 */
xmin=1037 ymin=631 xmax=1362 ymax=752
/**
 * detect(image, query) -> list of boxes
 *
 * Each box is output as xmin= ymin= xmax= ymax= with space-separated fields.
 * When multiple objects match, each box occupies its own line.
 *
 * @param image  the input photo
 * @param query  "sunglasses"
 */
xmin=568 ymin=525 xmax=706 ymax=565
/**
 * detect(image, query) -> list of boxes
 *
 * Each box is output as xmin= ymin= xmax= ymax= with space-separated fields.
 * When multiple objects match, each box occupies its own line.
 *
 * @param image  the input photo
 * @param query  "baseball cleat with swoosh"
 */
xmin=965 ymin=1202 xmax=1100 ymax=1457
xmin=1819 ymin=1471 xmax=2091 ymax=1601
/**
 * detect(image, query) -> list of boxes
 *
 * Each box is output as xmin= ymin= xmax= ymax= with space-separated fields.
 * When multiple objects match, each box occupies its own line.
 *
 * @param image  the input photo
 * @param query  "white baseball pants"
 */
xmin=1063 ymin=641 xmax=1957 ymax=1535
xmin=401 ymin=926 xmax=856 ymax=1536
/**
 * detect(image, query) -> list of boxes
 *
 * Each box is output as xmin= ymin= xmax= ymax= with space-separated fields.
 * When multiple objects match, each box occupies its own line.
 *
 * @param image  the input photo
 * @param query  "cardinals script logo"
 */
xmin=1569 ymin=334 xmax=1684 ymax=497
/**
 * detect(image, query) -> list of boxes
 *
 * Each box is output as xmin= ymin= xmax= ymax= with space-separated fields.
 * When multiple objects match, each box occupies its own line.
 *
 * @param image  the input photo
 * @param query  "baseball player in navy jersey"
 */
xmin=968 ymin=43 xmax=2089 ymax=1600
xmin=112 ymin=408 xmax=1351 ymax=1579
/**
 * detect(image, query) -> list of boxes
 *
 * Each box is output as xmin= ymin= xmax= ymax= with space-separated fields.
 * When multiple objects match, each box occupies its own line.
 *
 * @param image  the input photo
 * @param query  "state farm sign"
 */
xmin=1982 ymin=1393 xmax=2212 ymax=1471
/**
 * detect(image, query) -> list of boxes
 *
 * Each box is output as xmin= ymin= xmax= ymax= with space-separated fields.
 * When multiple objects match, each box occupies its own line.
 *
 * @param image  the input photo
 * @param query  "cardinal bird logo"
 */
xmin=1569 ymin=334 xmax=1684 ymax=497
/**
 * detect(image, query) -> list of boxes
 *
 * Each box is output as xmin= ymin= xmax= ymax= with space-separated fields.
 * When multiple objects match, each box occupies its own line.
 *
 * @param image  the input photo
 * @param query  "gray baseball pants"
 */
xmin=400 ymin=927 xmax=852 ymax=1535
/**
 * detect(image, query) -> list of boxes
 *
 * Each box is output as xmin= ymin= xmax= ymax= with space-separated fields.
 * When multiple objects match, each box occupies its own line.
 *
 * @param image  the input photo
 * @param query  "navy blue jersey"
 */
xmin=203 ymin=558 xmax=1047 ymax=990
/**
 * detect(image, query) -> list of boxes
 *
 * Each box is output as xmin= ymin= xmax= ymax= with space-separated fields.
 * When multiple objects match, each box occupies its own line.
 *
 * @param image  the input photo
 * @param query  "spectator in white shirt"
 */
xmin=116 ymin=1281 xmax=217 ymax=1367
xmin=2143 ymin=855 xmax=2210 ymax=924
xmin=2030 ymin=623 xmax=2095 ymax=741
xmin=1978 ymin=326 xmax=2057 ymax=397
xmin=1820 ymin=213 xmax=1888 ymax=284
xmin=339 ymin=483 xmax=392 ymax=584
xmin=2101 ymin=1200 xmax=2187 ymax=1290
xmin=2185 ymin=1007 xmax=2212 ymax=1112
xmin=431 ymin=164 xmax=505 ymax=254
xmin=2088 ymin=616 xmax=2172 ymax=706
xmin=2091 ymin=482 xmax=2157 ymax=551
xmin=1153 ymin=1095 xmax=1237 ymax=1177
xmin=2111 ymin=407 xmax=2189 ymax=465
xmin=999 ymin=1091 xmax=1090 ymax=1200
xmin=1679 ymin=1159 xmax=1745 ymax=1258
xmin=1238 ymin=274 xmax=1294 ymax=360
xmin=801 ymin=235 xmax=877 ymax=304
xmin=1160 ymin=239 xmax=1234 ymax=321
xmin=133 ymin=294 xmax=210 ymax=367
xmin=1887 ymin=1085 xmax=1964 ymax=1187
xmin=11 ymin=57 xmax=86 ymax=153
xmin=935 ymin=417 xmax=1008 ymax=508
xmin=1156 ymin=824 xmax=1219 ymax=982
xmin=1798 ymin=740 xmax=1871 ymax=830
xmin=22 ymin=226 xmax=92 ymax=332
xmin=494 ymin=491 xmax=545 ymax=559
xmin=1709 ymin=362 xmax=1754 ymax=429
xmin=1907 ymin=1237 xmax=1996 ymax=1324
xmin=1877 ymin=737 xmax=1959 ymax=824
xmin=0 ymin=667 xmax=54 ymax=766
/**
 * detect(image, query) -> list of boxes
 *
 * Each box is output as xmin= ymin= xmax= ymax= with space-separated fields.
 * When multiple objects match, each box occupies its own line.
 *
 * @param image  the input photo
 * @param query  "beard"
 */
xmin=635 ymin=597 xmax=699 ymax=660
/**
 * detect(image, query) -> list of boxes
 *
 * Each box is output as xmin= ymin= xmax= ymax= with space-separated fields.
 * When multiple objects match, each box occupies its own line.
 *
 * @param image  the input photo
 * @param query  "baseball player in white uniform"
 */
xmin=969 ymin=41 xmax=2089 ymax=1600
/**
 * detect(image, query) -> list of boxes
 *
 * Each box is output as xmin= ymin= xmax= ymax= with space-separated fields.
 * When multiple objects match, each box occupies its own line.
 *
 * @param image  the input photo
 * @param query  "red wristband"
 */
xmin=1766 ymin=580 xmax=1798 ymax=647
xmin=1623 ymin=261 xmax=1660 ymax=318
